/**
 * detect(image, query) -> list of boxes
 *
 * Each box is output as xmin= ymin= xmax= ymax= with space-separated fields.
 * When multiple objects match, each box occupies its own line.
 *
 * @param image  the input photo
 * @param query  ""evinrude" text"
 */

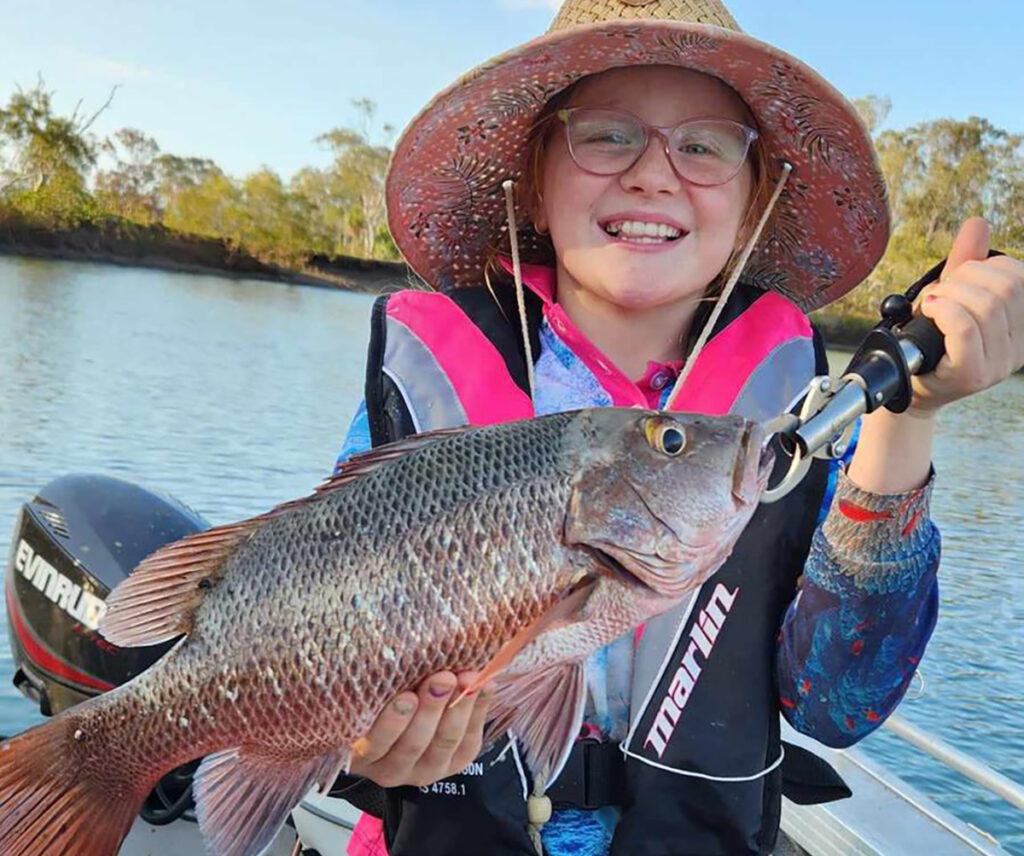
xmin=13 ymin=539 xmax=107 ymax=631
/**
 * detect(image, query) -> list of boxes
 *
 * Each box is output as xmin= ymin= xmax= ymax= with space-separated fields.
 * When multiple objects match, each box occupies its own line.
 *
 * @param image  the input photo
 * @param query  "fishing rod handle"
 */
xmin=898 ymin=314 xmax=945 ymax=375
xmin=895 ymin=248 xmax=1005 ymax=375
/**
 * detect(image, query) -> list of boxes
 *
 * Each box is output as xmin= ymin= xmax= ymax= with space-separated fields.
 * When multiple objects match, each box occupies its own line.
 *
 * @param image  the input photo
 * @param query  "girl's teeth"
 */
xmin=604 ymin=220 xmax=682 ymax=240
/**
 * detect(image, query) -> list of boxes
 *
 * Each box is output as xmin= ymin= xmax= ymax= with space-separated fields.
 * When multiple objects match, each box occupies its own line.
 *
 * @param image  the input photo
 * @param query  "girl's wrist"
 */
xmin=847 ymin=406 xmax=936 ymax=494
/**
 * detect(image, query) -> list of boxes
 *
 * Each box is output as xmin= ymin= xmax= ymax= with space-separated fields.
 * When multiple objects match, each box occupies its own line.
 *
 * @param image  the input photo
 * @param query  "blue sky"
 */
xmin=3 ymin=0 xmax=1022 ymax=179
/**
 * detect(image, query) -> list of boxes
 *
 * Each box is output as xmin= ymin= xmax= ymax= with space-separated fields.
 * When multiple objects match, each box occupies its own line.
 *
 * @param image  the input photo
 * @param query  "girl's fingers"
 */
xmin=917 ymin=294 xmax=984 ymax=395
xmin=915 ymin=255 xmax=1024 ymax=407
xmin=449 ymin=684 xmax=493 ymax=773
xmin=350 ymin=691 xmax=420 ymax=769
xmin=933 ymin=278 xmax=1010 ymax=377
xmin=413 ymin=675 xmax=483 ymax=778
xmin=375 ymin=672 xmax=458 ymax=782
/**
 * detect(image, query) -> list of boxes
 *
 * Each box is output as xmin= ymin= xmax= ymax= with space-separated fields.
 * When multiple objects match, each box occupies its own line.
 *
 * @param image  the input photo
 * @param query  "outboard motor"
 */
xmin=4 ymin=473 xmax=209 ymax=823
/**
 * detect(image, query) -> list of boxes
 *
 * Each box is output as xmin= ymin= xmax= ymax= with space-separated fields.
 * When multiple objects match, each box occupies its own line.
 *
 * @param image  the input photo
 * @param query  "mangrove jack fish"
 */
xmin=0 ymin=408 xmax=771 ymax=856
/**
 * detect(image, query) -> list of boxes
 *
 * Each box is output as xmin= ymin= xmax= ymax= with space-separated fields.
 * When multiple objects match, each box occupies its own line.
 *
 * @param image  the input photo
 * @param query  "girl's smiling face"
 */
xmin=535 ymin=66 xmax=756 ymax=314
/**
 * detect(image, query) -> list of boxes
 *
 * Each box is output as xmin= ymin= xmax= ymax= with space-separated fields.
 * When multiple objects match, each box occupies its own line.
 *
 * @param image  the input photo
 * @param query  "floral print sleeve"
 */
xmin=334 ymin=400 xmax=372 ymax=471
xmin=777 ymin=460 xmax=940 ymax=747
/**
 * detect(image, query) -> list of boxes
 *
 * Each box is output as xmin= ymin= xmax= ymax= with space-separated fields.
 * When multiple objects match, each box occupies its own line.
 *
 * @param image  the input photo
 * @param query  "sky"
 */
xmin=2 ymin=0 xmax=1023 ymax=180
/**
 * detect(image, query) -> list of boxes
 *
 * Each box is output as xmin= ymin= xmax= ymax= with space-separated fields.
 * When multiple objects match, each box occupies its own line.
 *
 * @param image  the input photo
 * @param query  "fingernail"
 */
xmin=429 ymin=681 xmax=454 ymax=699
xmin=393 ymin=699 xmax=415 ymax=715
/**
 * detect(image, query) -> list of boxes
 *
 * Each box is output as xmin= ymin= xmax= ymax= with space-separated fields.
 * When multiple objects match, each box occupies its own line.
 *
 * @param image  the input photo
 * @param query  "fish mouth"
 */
xmin=583 ymin=546 xmax=659 ymax=594
xmin=731 ymin=423 xmax=775 ymax=507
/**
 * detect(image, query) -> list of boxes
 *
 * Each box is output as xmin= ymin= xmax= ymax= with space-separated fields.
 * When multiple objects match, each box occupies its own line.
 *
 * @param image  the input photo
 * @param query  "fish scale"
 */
xmin=0 ymin=408 xmax=770 ymax=856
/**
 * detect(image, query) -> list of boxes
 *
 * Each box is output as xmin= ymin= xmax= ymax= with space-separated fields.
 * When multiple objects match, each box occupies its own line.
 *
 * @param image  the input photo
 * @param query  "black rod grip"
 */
xmin=898 ymin=249 xmax=1005 ymax=376
xmin=899 ymin=315 xmax=946 ymax=375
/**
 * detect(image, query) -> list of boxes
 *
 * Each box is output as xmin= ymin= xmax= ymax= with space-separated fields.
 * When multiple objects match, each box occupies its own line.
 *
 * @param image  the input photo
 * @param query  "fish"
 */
xmin=0 ymin=407 xmax=772 ymax=856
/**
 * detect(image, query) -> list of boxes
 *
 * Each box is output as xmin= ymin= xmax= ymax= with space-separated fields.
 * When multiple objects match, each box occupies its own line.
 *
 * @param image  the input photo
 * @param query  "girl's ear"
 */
xmin=531 ymin=193 xmax=549 ymax=235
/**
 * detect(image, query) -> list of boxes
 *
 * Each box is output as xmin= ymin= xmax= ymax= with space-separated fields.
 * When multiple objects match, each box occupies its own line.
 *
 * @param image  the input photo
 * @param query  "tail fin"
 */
xmin=0 ymin=713 xmax=145 ymax=856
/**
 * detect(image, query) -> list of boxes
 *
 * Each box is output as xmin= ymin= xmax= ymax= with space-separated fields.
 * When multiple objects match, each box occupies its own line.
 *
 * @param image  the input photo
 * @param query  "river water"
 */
xmin=0 ymin=256 xmax=1021 ymax=853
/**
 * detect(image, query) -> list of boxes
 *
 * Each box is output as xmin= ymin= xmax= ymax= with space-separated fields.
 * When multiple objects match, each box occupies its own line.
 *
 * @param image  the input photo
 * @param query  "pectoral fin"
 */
xmin=456 ymin=579 xmax=597 ymax=700
xmin=484 ymin=661 xmax=587 ymax=787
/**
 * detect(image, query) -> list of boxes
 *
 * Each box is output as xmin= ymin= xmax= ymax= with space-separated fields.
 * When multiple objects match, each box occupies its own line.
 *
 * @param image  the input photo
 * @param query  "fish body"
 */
xmin=0 ymin=408 xmax=771 ymax=856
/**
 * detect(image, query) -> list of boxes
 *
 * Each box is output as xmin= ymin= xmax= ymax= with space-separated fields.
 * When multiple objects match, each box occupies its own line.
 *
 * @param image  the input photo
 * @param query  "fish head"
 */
xmin=564 ymin=409 xmax=773 ymax=599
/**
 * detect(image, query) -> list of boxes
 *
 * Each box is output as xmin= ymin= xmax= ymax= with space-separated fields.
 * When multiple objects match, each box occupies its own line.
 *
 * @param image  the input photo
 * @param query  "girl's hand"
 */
xmin=911 ymin=217 xmax=1024 ymax=414
xmin=349 ymin=670 xmax=492 ymax=788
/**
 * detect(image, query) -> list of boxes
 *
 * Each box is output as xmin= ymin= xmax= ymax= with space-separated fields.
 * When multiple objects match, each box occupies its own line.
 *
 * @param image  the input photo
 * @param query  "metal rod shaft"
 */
xmin=882 ymin=714 xmax=1024 ymax=813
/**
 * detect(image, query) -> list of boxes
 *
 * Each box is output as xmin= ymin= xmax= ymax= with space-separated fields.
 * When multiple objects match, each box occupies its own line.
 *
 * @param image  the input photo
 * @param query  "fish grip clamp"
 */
xmin=761 ymin=250 xmax=1005 ymax=503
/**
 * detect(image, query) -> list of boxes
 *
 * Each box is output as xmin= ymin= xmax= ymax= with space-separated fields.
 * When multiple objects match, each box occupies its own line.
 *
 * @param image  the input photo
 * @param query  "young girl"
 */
xmin=332 ymin=2 xmax=1024 ymax=854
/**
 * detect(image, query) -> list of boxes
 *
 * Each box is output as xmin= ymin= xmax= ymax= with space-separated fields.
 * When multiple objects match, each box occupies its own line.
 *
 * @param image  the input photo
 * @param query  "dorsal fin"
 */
xmin=99 ymin=426 xmax=472 ymax=648
xmin=318 ymin=425 xmax=469 ymax=492
xmin=99 ymin=519 xmax=261 ymax=647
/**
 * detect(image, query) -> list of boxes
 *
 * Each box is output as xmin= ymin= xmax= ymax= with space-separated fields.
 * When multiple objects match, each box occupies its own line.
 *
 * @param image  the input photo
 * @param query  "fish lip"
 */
xmin=584 ymin=546 xmax=658 ymax=594
xmin=731 ymin=423 xmax=775 ymax=506
xmin=758 ymin=444 xmax=776 ymax=483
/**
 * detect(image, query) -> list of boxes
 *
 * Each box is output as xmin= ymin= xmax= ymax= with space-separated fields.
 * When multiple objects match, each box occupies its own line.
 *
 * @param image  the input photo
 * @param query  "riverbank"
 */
xmin=0 ymin=219 xmax=884 ymax=347
xmin=0 ymin=220 xmax=412 ymax=293
xmin=811 ymin=311 xmax=876 ymax=351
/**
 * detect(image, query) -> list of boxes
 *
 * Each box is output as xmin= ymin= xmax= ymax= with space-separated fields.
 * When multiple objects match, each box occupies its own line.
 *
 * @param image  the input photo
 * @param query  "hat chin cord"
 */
xmin=502 ymin=180 xmax=539 ymax=407
xmin=664 ymin=162 xmax=793 ymax=409
xmin=501 ymin=163 xmax=793 ymax=416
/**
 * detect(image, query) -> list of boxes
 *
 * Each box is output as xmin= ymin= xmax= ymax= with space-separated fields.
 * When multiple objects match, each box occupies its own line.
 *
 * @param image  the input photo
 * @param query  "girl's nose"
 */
xmin=619 ymin=132 xmax=684 ymax=195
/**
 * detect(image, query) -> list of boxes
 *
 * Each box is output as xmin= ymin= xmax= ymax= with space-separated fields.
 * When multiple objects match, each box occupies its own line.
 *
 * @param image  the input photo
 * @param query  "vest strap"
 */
xmin=619 ymin=741 xmax=785 ymax=782
xmin=546 ymin=739 xmax=628 ymax=810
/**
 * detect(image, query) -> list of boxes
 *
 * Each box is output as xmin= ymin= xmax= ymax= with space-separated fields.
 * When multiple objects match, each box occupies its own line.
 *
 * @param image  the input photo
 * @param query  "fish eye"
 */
xmin=644 ymin=419 xmax=687 ymax=456
xmin=660 ymin=427 xmax=686 ymax=455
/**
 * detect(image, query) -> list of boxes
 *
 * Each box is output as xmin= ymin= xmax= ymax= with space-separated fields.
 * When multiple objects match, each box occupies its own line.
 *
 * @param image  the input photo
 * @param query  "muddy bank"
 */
xmin=0 ymin=220 xmax=412 ymax=293
xmin=812 ymin=311 xmax=876 ymax=351
xmin=0 ymin=221 xmax=914 ymax=353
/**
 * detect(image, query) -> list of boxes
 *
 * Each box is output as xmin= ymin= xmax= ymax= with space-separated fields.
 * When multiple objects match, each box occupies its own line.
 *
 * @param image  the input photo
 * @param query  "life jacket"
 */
xmin=341 ymin=267 xmax=837 ymax=856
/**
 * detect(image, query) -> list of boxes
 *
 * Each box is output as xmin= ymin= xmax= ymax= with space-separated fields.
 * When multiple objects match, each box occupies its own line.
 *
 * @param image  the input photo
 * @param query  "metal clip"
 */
xmin=761 ymin=376 xmax=853 ymax=503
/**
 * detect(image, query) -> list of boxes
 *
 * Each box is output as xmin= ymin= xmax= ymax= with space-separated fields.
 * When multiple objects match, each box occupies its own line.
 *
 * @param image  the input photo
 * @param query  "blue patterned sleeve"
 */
xmin=333 ymin=399 xmax=372 ymax=473
xmin=777 ymin=446 xmax=940 ymax=748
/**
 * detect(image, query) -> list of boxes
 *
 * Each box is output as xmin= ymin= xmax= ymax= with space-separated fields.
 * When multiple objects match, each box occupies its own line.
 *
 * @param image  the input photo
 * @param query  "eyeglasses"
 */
xmin=556 ymin=107 xmax=758 ymax=187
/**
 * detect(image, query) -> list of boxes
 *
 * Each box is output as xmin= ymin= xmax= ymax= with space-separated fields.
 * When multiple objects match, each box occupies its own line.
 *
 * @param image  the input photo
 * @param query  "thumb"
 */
xmin=942 ymin=217 xmax=991 ymax=279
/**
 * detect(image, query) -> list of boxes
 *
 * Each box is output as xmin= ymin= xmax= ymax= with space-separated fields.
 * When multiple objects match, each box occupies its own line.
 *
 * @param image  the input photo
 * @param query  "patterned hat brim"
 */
xmin=386 ymin=20 xmax=890 ymax=312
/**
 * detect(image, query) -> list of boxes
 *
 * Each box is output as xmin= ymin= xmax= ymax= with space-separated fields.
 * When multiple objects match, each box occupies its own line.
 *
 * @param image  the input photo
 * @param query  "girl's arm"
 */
xmin=334 ymin=400 xmax=372 ymax=471
xmin=778 ymin=217 xmax=1024 ymax=746
xmin=776 ymin=460 xmax=940 ymax=747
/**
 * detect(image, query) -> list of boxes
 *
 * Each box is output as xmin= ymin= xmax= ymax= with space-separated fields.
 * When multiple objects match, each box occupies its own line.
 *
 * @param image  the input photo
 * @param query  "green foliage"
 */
xmin=0 ymin=83 xmax=402 ymax=269
xmin=1 ymin=81 xmax=1020 ymax=292
xmin=826 ymin=112 xmax=1024 ymax=321
xmin=94 ymin=128 xmax=162 ymax=223
xmin=0 ymin=78 xmax=111 ymax=227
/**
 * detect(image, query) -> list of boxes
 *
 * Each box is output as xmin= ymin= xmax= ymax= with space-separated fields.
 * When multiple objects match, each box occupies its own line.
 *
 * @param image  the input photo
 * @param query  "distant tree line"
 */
xmin=0 ymin=79 xmax=397 ymax=268
xmin=1 ymin=81 xmax=1021 ymax=310
xmin=839 ymin=95 xmax=1024 ymax=317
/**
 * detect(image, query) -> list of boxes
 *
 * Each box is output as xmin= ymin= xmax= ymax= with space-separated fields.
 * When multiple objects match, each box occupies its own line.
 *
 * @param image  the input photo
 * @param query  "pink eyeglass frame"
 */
xmin=555 ymin=106 xmax=759 ymax=186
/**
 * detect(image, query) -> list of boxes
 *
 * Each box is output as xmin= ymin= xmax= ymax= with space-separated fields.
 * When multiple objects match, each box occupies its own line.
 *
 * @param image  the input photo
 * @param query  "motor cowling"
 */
xmin=5 ymin=473 xmax=208 ymax=716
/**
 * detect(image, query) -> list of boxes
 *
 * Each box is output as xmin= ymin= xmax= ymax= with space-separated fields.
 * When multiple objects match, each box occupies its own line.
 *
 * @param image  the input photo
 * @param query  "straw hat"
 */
xmin=385 ymin=0 xmax=890 ymax=312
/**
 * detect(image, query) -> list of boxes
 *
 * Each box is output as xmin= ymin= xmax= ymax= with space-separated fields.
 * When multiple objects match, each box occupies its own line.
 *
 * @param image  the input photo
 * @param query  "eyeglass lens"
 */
xmin=564 ymin=109 xmax=753 ymax=186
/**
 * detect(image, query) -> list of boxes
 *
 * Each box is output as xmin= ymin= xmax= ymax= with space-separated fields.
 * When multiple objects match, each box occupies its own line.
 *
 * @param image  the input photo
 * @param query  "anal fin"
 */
xmin=194 ymin=744 xmax=350 ymax=856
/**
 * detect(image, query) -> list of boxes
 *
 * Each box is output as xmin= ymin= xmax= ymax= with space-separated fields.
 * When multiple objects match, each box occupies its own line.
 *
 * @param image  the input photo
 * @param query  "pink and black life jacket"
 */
xmin=341 ymin=270 xmax=843 ymax=856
